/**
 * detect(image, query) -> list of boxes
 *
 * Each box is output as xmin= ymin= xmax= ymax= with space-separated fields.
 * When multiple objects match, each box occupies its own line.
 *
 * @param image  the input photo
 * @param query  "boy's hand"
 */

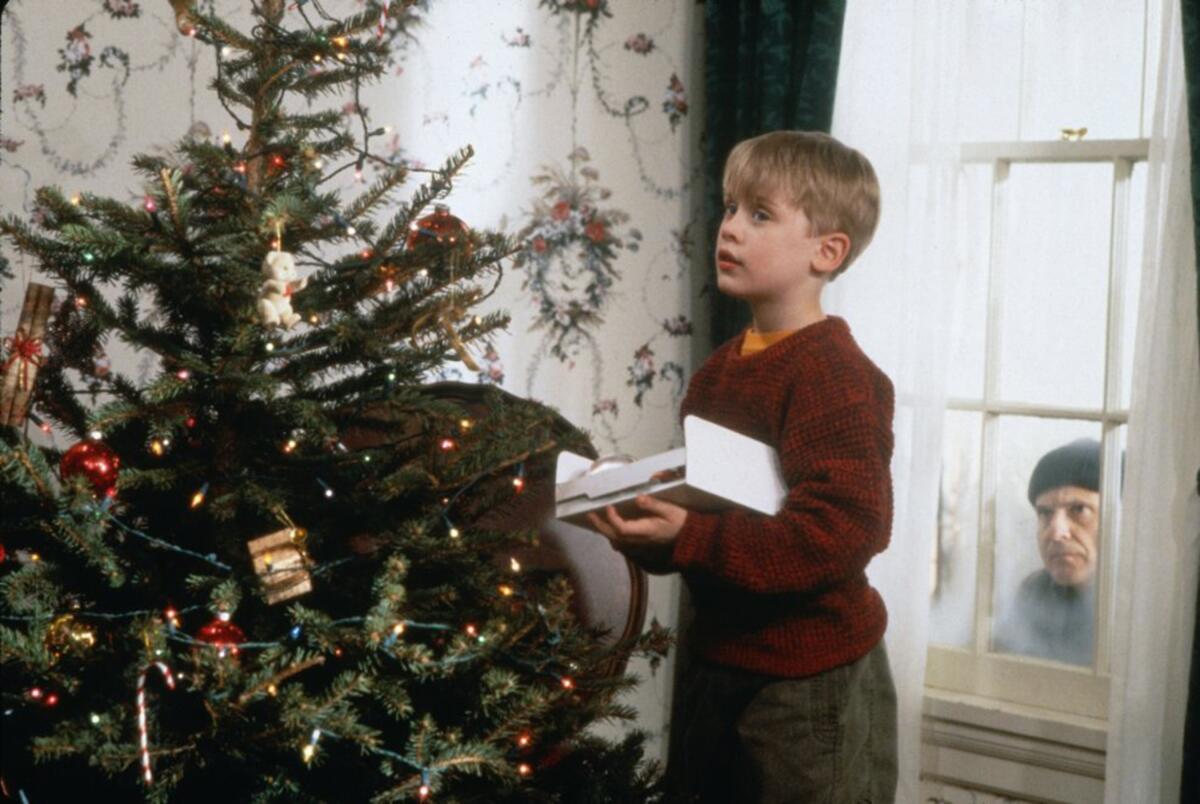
xmin=587 ymin=495 xmax=687 ymax=551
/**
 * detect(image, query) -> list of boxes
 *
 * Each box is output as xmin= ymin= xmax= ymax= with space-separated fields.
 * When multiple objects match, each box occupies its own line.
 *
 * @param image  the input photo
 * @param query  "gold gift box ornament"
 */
xmin=246 ymin=527 xmax=313 ymax=604
xmin=1 ymin=282 xmax=54 ymax=428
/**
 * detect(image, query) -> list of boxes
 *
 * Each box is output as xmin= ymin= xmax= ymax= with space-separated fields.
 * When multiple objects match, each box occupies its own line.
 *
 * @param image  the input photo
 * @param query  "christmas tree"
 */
xmin=0 ymin=1 xmax=668 ymax=801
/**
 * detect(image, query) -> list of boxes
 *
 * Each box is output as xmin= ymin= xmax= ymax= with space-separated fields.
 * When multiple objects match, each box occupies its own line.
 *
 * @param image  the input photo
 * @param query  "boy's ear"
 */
xmin=811 ymin=232 xmax=851 ymax=276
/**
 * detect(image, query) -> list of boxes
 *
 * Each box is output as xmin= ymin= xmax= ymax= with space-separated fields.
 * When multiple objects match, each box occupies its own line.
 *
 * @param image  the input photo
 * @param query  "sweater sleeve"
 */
xmin=669 ymin=386 xmax=893 ymax=595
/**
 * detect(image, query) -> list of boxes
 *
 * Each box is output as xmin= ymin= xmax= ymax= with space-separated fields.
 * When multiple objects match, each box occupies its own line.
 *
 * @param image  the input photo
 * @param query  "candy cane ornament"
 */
xmin=377 ymin=0 xmax=390 ymax=38
xmin=136 ymin=661 xmax=176 ymax=784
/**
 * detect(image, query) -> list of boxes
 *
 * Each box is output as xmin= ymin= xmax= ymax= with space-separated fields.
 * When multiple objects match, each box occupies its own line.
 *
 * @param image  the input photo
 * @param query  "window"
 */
xmin=923 ymin=1 xmax=1152 ymax=720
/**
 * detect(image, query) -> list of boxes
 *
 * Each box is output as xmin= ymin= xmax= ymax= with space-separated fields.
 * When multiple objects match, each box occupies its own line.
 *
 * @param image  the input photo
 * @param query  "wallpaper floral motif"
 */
xmin=0 ymin=0 xmax=703 ymax=759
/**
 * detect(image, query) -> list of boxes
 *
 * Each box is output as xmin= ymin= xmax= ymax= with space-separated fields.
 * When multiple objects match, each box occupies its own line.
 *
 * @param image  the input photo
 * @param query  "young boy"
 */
xmin=588 ymin=131 xmax=897 ymax=803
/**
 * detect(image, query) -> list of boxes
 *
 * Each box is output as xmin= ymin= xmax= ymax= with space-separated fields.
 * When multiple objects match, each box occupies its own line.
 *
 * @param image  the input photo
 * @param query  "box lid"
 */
xmin=554 ymin=415 xmax=786 ymax=518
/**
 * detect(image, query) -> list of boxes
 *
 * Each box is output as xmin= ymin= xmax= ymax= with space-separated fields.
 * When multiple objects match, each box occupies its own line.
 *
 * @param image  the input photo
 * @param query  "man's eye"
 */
xmin=723 ymin=203 xmax=737 ymax=217
xmin=752 ymin=209 xmax=770 ymax=222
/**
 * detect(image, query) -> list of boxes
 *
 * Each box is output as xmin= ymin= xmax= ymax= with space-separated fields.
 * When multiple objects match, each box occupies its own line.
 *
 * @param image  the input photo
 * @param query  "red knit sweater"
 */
xmin=671 ymin=316 xmax=894 ymax=677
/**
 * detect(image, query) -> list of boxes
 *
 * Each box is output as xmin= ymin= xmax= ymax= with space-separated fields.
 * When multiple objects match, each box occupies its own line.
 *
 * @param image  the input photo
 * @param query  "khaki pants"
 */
xmin=665 ymin=640 xmax=898 ymax=804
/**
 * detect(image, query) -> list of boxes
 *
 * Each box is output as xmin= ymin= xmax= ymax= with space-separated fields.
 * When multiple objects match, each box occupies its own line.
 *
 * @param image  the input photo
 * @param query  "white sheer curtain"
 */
xmin=1104 ymin=2 xmax=1200 ymax=801
xmin=829 ymin=3 xmax=965 ymax=801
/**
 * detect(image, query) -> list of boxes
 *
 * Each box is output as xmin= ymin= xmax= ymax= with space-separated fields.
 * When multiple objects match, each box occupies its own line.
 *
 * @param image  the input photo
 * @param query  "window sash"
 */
xmin=926 ymin=141 xmax=1146 ymax=718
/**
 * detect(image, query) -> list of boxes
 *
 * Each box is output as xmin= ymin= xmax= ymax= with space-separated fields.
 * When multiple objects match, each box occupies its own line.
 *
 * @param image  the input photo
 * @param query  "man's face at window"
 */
xmin=1034 ymin=485 xmax=1100 ymax=587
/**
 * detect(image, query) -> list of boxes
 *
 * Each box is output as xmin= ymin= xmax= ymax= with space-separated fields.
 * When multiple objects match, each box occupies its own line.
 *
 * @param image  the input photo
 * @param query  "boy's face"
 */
xmin=715 ymin=186 xmax=825 ymax=305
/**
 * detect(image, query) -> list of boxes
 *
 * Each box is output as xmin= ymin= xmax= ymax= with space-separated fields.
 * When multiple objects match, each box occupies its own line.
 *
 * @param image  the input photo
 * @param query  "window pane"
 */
xmin=930 ymin=410 xmax=983 ymax=648
xmin=990 ymin=416 xmax=1103 ymax=666
xmin=996 ymin=163 xmax=1112 ymax=409
xmin=959 ymin=2 xmax=1022 ymax=141
xmin=1142 ymin=0 xmax=1163 ymax=137
xmin=1020 ymin=0 xmax=1145 ymax=140
xmin=1120 ymin=163 xmax=1146 ymax=409
xmin=945 ymin=164 xmax=992 ymax=400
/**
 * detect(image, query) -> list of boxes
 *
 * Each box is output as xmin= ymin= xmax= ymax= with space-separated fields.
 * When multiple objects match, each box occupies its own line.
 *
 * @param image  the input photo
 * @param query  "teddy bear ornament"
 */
xmin=257 ymin=250 xmax=308 ymax=329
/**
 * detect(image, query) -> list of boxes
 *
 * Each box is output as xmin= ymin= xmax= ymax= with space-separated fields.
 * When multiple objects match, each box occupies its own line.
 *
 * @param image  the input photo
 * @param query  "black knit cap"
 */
xmin=1027 ymin=438 xmax=1101 ymax=505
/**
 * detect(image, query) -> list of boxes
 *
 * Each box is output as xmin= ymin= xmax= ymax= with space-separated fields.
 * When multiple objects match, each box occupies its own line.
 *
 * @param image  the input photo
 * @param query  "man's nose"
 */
xmin=1047 ymin=509 xmax=1072 ymax=540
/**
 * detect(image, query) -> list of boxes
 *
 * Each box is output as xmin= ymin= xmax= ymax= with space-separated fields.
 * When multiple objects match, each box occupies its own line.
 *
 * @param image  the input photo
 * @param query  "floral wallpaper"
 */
xmin=0 ymin=0 xmax=704 ymax=759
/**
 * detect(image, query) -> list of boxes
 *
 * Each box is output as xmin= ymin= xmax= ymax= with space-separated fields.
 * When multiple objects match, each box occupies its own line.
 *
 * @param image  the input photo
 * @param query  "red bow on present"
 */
xmin=2 ymin=328 xmax=44 ymax=390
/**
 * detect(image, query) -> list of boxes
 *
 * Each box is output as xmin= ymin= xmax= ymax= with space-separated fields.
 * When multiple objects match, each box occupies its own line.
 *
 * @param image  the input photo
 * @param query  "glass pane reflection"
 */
xmin=930 ymin=411 xmax=983 ymax=649
xmin=991 ymin=417 xmax=1103 ymax=666
xmin=996 ymin=163 xmax=1111 ymax=410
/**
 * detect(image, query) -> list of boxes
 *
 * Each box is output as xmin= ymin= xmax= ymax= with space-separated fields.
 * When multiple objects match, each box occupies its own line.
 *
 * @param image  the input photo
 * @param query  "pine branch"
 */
xmin=343 ymin=162 xmax=409 ymax=224
xmin=160 ymin=167 xmax=189 ymax=243
xmin=237 ymin=654 xmax=327 ymax=705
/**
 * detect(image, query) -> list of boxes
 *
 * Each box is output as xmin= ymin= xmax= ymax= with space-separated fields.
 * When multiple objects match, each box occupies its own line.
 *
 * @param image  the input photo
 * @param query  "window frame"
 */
xmin=924 ymin=137 xmax=1149 ymax=720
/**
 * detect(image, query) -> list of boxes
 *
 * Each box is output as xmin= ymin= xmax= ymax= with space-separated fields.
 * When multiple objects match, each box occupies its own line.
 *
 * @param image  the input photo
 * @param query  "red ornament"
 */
xmin=60 ymin=440 xmax=121 ymax=498
xmin=405 ymin=204 xmax=470 ymax=252
xmin=0 ymin=542 xmax=6 ymax=562
xmin=539 ymin=744 xmax=570 ymax=770
xmin=196 ymin=613 xmax=245 ymax=658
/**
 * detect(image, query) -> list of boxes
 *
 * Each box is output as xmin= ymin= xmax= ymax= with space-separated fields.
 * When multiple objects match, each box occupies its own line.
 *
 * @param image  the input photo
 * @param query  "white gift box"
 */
xmin=555 ymin=415 xmax=787 ymax=530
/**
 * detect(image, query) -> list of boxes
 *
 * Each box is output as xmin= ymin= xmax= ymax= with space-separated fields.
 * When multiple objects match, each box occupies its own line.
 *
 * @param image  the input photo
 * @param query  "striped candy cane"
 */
xmin=377 ymin=0 xmax=390 ymax=38
xmin=136 ymin=661 xmax=176 ymax=784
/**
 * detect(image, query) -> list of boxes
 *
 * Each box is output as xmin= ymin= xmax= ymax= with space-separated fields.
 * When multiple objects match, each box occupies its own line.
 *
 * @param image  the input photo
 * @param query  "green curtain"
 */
xmin=1187 ymin=0 xmax=1200 ymax=355
xmin=702 ymin=0 xmax=848 ymax=347
xmin=1181 ymin=0 xmax=1199 ymax=799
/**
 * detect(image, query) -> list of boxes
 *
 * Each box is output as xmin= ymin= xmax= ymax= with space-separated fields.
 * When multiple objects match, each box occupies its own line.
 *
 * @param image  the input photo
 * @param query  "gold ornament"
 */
xmin=45 ymin=614 xmax=97 ymax=662
xmin=168 ymin=0 xmax=197 ymax=35
xmin=409 ymin=291 xmax=483 ymax=372
xmin=1 ymin=282 xmax=54 ymax=427
xmin=247 ymin=525 xmax=313 ymax=605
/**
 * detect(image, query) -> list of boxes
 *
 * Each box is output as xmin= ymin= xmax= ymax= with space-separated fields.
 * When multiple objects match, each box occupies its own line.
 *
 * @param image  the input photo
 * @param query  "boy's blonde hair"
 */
xmin=723 ymin=131 xmax=880 ymax=276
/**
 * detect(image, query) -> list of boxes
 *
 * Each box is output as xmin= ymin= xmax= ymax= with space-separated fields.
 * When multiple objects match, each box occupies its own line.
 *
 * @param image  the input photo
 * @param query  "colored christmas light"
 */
xmin=189 ymin=482 xmax=209 ymax=509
